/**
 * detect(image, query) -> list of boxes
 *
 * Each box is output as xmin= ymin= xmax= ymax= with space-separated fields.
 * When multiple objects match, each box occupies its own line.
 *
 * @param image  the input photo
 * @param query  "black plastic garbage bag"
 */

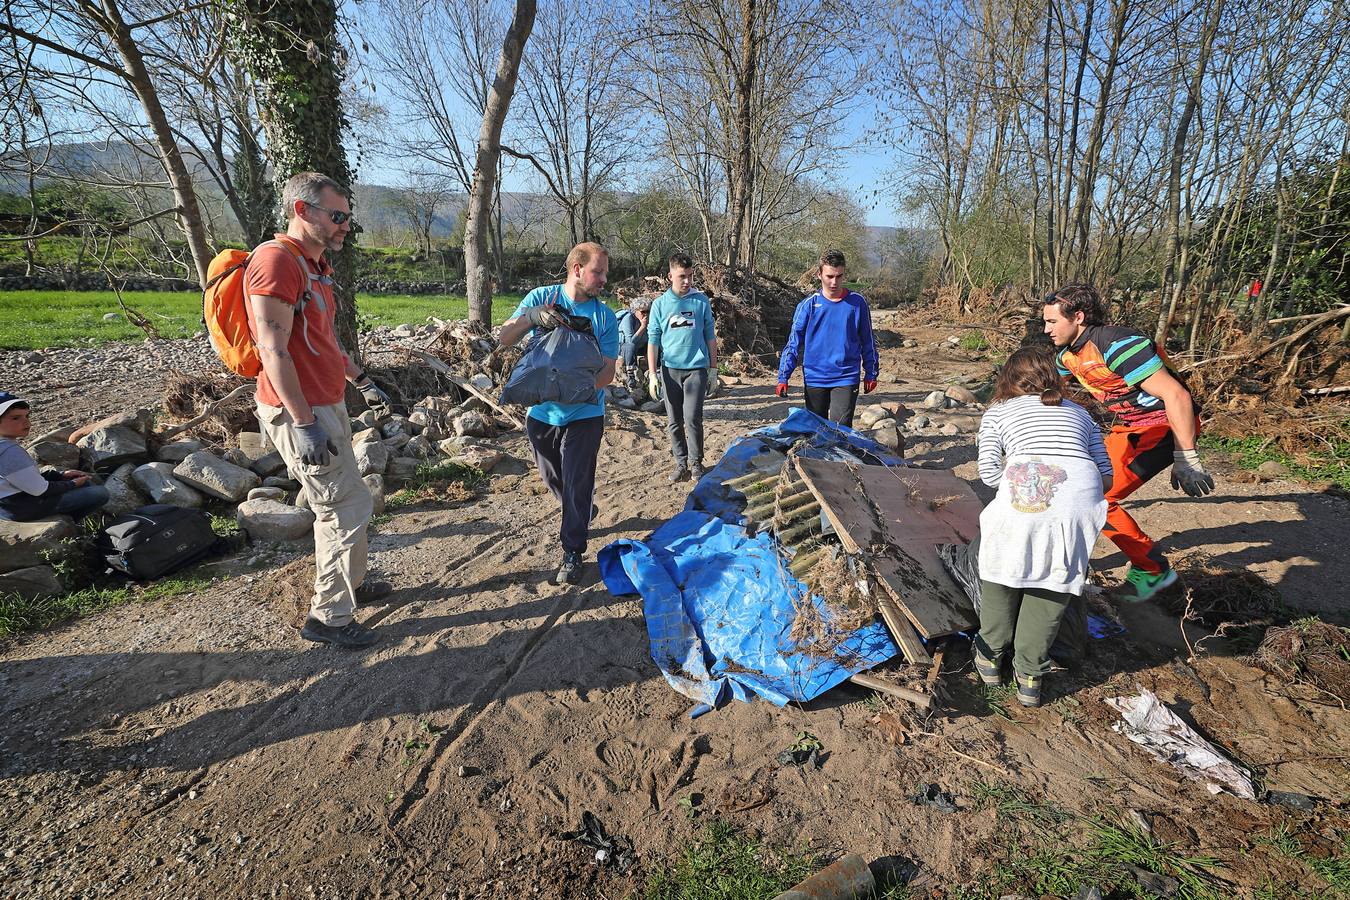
xmin=499 ymin=321 xmax=603 ymax=408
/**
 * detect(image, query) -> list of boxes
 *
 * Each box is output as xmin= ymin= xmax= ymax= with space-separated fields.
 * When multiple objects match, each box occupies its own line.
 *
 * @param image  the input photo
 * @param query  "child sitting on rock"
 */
xmin=0 ymin=392 xmax=109 ymax=522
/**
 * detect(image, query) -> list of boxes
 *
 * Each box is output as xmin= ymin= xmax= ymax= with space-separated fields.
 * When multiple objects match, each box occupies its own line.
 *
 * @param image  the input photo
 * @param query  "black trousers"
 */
xmin=804 ymin=384 xmax=860 ymax=427
xmin=526 ymin=415 xmax=604 ymax=554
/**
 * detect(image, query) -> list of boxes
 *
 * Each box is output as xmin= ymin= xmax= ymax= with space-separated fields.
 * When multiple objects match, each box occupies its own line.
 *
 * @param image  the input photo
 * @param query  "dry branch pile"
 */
xmin=1253 ymin=619 xmax=1350 ymax=704
xmin=160 ymin=371 xmax=258 ymax=447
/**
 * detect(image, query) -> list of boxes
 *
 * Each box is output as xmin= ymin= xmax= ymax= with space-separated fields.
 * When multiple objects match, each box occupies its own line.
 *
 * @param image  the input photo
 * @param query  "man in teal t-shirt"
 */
xmin=647 ymin=252 xmax=718 ymax=481
xmin=498 ymin=242 xmax=619 ymax=585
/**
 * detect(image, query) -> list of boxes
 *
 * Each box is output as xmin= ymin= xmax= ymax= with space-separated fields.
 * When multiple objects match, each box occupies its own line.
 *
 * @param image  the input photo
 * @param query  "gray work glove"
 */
xmin=356 ymin=378 xmax=392 ymax=419
xmin=524 ymin=303 xmax=571 ymax=331
xmin=705 ymin=368 xmax=719 ymax=398
xmin=294 ymin=419 xmax=338 ymax=468
xmin=1171 ymin=449 xmax=1215 ymax=497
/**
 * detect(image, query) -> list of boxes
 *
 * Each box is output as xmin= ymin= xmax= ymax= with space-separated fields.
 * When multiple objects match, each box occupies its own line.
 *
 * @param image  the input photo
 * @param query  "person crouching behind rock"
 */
xmin=0 ymin=392 xmax=109 ymax=522
xmin=972 ymin=348 xmax=1113 ymax=707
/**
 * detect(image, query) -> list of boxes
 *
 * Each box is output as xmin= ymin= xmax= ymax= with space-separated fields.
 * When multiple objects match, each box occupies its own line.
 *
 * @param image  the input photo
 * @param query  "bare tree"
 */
xmin=465 ymin=0 xmax=536 ymax=326
xmin=384 ymin=173 xmax=456 ymax=257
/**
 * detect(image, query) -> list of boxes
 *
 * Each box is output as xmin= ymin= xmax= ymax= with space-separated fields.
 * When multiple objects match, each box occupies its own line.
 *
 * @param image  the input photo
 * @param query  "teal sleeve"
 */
xmin=597 ymin=310 xmax=619 ymax=359
xmin=702 ymin=298 xmax=716 ymax=345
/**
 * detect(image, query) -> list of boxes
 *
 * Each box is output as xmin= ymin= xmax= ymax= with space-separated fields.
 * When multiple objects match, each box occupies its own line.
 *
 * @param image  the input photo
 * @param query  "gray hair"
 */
xmin=281 ymin=172 xmax=345 ymax=220
xmin=631 ymin=296 xmax=653 ymax=311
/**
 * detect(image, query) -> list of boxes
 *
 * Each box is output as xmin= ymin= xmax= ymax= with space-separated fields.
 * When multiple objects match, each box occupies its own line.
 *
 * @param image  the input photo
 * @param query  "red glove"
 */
xmin=863 ymin=379 xmax=877 ymax=393
xmin=775 ymin=383 xmax=788 ymax=398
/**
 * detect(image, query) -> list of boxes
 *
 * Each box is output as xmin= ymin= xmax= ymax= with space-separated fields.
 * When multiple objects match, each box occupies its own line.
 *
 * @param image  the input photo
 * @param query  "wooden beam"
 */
xmin=850 ymin=672 xmax=932 ymax=710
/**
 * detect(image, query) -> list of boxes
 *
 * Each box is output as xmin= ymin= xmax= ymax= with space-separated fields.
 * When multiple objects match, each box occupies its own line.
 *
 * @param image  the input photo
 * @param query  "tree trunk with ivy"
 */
xmin=465 ymin=0 xmax=536 ymax=326
xmin=229 ymin=0 xmax=360 ymax=354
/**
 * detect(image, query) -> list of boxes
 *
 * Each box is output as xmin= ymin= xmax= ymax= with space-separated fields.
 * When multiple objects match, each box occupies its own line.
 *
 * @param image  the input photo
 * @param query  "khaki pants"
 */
xmin=256 ymin=401 xmax=372 ymax=626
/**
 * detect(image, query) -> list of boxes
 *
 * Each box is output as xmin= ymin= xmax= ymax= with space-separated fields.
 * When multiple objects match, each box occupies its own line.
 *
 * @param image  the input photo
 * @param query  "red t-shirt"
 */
xmin=243 ymin=235 xmax=348 ymax=408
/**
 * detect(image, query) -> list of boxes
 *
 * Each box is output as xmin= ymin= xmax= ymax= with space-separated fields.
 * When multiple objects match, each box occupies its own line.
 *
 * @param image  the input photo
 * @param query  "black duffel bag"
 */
xmin=97 ymin=504 xmax=221 ymax=580
xmin=499 ymin=318 xmax=604 ymax=408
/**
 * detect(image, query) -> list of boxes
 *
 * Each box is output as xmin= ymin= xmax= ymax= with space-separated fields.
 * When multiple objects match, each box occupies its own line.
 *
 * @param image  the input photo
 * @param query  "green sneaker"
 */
xmin=1119 ymin=566 xmax=1179 ymax=603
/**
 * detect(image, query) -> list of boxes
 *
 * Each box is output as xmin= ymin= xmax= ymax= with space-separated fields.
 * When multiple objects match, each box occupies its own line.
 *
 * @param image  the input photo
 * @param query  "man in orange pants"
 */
xmin=1043 ymin=284 xmax=1216 ymax=601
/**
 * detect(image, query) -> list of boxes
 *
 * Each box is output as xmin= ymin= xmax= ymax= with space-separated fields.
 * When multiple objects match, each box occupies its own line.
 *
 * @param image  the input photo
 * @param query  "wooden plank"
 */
xmin=849 ymin=673 xmax=932 ymax=710
xmin=871 ymin=576 xmax=932 ymax=666
xmin=794 ymin=457 xmax=979 ymax=640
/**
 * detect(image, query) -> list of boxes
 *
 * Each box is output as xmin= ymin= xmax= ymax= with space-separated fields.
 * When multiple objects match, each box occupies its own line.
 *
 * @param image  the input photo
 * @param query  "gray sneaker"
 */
xmin=669 ymin=467 xmax=689 ymax=483
xmin=301 ymin=617 xmax=379 ymax=649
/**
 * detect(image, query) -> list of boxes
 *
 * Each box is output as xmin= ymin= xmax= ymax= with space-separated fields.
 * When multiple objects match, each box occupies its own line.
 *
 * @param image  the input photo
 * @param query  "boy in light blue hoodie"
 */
xmin=647 ymin=253 xmax=718 ymax=482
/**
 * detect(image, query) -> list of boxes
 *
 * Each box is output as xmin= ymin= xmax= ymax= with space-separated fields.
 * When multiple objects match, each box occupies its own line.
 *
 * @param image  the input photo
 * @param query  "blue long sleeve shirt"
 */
xmin=776 ymin=291 xmax=879 ymax=388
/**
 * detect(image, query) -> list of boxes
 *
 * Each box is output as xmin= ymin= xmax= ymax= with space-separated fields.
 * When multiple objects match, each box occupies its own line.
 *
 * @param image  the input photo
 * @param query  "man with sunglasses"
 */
xmin=245 ymin=171 xmax=392 ymax=649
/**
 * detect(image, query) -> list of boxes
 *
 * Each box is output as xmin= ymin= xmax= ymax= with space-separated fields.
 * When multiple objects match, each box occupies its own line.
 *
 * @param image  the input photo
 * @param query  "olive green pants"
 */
xmin=974 ymin=580 xmax=1075 ymax=678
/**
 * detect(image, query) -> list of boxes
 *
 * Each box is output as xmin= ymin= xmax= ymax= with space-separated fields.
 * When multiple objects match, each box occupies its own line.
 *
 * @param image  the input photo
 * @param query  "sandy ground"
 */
xmin=2 ymin=321 xmax=1348 ymax=898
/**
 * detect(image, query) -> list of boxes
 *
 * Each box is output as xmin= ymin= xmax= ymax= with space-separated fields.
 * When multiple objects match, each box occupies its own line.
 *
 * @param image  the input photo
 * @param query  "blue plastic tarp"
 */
xmin=599 ymin=409 xmax=904 ymax=712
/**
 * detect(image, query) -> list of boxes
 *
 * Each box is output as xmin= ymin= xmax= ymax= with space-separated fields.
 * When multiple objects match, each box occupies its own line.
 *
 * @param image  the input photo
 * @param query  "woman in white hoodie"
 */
xmin=973 ymin=348 xmax=1112 ymax=707
xmin=0 ymin=392 xmax=108 ymax=522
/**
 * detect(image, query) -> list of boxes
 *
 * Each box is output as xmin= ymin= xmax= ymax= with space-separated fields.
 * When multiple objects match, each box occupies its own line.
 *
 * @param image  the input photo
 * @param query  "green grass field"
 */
xmin=0 ymin=290 xmax=525 ymax=349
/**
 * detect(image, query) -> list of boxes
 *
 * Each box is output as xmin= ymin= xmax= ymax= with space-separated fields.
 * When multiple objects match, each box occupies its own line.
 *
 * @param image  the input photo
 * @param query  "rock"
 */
xmin=945 ymin=385 xmax=979 ymax=405
xmin=1256 ymin=460 xmax=1289 ymax=478
xmin=946 ymin=335 xmax=961 ymax=345
xmin=352 ymin=428 xmax=381 ymax=447
xmin=469 ymin=373 xmax=494 ymax=392
xmin=908 ymin=414 xmax=931 ymax=430
xmin=904 ymin=339 xmax=919 ymax=348
xmin=104 ymin=463 xmax=149 ymax=515
xmin=102 ymin=311 xmax=121 ymax=322
xmin=354 ymin=440 xmax=390 ymax=477
xmin=868 ymin=424 xmax=904 ymax=452
xmin=613 ymin=394 xmax=638 ymax=410
xmin=236 ymin=499 xmax=315 ymax=543
xmin=382 ymin=433 xmax=411 ymax=451
xmin=437 ymin=437 xmax=475 ymax=457
xmin=131 ymin=463 xmax=205 ymax=508
xmin=857 ymin=405 xmax=892 ymax=428
xmin=381 ymin=417 xmax=412 ymax=439
xmin=173 ymin=451 xmax=261 ymax=502
xmin=262 ymin=475 xmax=298 ymax=490
xmin=385 ymin=456 xmax=421 ymax=480
xmin=250 ymin=451 xmax=288 ymax=477
xmin=392 ymin=323 xmax=416 ymax=338
xmin=28 ymin=439 xmax=81 ymax=469
xmin=77 ymin=425 xmax=148 ymax=470
xmin=23 ymin=351 xmax=45 ymax=365
xmin=0 ymin=565 xmax=62 ymax=600
xmin=881 ymin=401 xmax=907 ymax=417
xmin=247 ymin=486 xmax=286 ymax=501
xmin=408 ymin=411 xmax=431 ymax=430
xmin=405 ymin=434 xmax=435 ymax=459
xmin=1125 ymin=864 xmax=1179 ymax=897
xmin=155 ymin=440 xmax=204 ymax=464
xmin=453 ymin=411 xmax=492 ymax=438
xmin=640 ymin=401 xmax=664 ymax=413
xmin=363 ymin=474 xmax=386 ymax=516
xmin=72 ymin=408 xmax=154 ymax=442
xmin=33 ymin=426 xmax=77 ymax=444
xmin=223 ymin=448 xmax=253 ymax=469
xmin=922 ymin=390 xmax=947 ymax=410
xmin=452 ymin=447 xmax=504 ymax=472
xmin=235 ymin=432 xmax=271 ymax=462
xmin=939 ymin=423 xmax=962 ymax=436
xmin=0 ymin=517 xmax=79 ymax=573
xmin=721 ymin=375 xmax=740 ymax=385
xmin=354 ymin=410 xmax=379 ymax=431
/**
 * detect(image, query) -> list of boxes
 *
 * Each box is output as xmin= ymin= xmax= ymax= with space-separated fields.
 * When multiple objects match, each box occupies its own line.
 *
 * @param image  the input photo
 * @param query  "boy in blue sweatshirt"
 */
xmin=647 ymin=253 xmax=718 ymax=482
xmin=776 ymin=249 xmax=879 ymax=427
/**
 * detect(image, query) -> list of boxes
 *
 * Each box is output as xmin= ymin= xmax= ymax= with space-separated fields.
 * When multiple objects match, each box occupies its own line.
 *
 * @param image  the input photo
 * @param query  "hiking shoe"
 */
xmin=591 ymin=502 xmax=600 ymax=523
xmin=300 ymin=617 xmax=379 ymax=649
xmin=555 ymin=551 xmax=584 ymax=585
xmin=1015 ymin=673 xmax=1043 ymax=708
xmin=690 ymin=462 xmax=706 ymax=479
xmin=1118 ymin=566 xmax=1179 ymax=603
xmin=354 ymin=578 xmax=394 ymax=605
xmin=973 ymin=647 xmax=1003 ymax=686
xmin=668 ymin=467 xmax=689 ymax=483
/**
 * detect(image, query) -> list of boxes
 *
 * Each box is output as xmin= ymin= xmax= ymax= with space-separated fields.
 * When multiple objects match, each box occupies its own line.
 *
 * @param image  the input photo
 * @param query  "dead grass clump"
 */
xmin=789 ymin=550 xmax=878 ymax=657
xmin=1252 ymin=618 xmax=1350 ymax=704
xmin=160 ymin=371 xmax=257 ymax=447
xmin=1163 ymin=558 xmax=1285 ymax=628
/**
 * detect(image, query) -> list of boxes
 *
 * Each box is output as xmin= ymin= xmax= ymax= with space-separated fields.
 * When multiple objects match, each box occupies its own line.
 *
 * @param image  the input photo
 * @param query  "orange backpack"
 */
xmin=201 ymin=237 xmax=312 ymax=377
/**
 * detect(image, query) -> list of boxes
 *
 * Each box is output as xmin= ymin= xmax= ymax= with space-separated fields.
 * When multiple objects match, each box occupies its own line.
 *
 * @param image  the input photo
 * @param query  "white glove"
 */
xmin=646 ymin=371 xmax=663 ymax=402
xmin=1171 ymin=449 xmax=1215 ymax=497
xmin=705 ymin=368 xmax=719 ymax=398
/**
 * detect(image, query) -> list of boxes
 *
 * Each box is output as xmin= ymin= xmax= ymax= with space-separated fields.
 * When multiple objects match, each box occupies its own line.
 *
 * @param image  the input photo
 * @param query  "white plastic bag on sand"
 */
xmin=1105 ymin=688 xmax=1256 ymax=800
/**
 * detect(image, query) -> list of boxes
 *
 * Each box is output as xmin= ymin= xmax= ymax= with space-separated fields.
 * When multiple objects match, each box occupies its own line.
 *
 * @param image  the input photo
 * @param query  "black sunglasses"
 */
xmin=305 ymin=201 xmax=353 ymax=225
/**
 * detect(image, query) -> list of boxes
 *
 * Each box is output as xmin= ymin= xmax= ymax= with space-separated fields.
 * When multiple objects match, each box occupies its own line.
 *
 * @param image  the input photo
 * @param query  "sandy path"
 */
xmin=3 ymin=329 xmax=1348 ymax=898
